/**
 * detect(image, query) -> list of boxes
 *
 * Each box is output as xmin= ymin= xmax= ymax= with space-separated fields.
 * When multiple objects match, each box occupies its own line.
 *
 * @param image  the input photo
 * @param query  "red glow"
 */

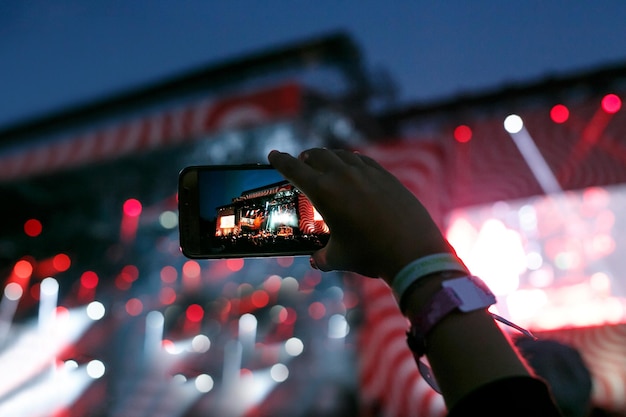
xmin=453 ymin=125 xmax=472 ymax=143
xmin=160 ymin=265 xmax=178 ymax=283
xmin=115 ymin=276 xmax=132 ymax=291
xmin=251 ymin=290 xmax=270 ymax=308
xmin=120 ymin=265 xmax=139 ymax=282
xmin=550 ymin=104 xmax=570 ymax=123
xmin=601 ymin=94 xmax=622 ymax=114
xmin=284 ymin=307 xmax=297 ymax=325
xmin=276 ymin=256 xmax=294 ymax=268
xmin=272 ymin=306 xmax=288 ymax=323
xmin=123 ymin=199 xmax=142 ymax=217
xmin=55 ymin=306 xmax=69 ymax=319
xmin=52 ymin=253 xmax=71 ymax=272
xmin=30 ymin=283 xmax=40 ymax=300
xmin=125 ymin=298 xmax=143 ymax=316
xmin=159 ymin=287 xmax=177 ymax=305
xmin=186 ymin=304 xmax=204 ymax=322
xmin=13 ymin=259 xmax=33 ymax=279
xmin=226 ymin=258 xmax=244 ymax=272
xmin=263 ymin=275 xmax=282 ymax=293
xmin=80 ymin=271 xmax=99 ymax=289
xmin=308 ymin=302 xmax=326 ymax=319
xmin=24 ymin=219 xmax=42 ymax=237
xmin=182 ymin=260 xmax=201 ymax=278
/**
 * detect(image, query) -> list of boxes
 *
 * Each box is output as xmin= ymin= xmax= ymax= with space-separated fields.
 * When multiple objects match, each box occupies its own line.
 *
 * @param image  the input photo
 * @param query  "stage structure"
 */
xmin=0 ymin=31 xmax=626 ymax=417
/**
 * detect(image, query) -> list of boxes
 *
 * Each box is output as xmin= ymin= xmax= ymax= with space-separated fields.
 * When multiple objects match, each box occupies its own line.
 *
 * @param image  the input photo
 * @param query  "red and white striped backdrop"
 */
xmin=355 ymin=141 xmax=449 ymax=417
xmin=354 ymin=92 xmax=626 ymax=415
xmin=297 ymin=194 xmax=330 ymax=234
xmin=0 ymin=83 xmax=303 ymax=182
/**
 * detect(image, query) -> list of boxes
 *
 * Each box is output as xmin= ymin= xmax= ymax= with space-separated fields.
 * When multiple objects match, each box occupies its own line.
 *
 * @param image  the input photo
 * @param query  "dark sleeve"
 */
xmin=447 ymin=376 xmax=563 ymax=417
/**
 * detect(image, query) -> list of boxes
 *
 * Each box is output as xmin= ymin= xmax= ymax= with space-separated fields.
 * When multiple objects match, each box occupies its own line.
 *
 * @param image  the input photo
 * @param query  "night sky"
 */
xmin=2 ymin=1 xmax=626 ymax=128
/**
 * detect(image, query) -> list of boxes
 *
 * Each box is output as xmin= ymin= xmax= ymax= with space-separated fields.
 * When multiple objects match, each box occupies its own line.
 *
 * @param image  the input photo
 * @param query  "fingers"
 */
xmin=296 ymin=148 xmax=365 ymax=172
xmin=267 ymin=150 xmax=318 ymax=191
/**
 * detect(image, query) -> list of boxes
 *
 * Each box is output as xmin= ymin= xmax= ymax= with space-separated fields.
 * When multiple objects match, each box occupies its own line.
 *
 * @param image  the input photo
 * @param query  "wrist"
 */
xmin=389 ymin=252 xmax=470 ymax=311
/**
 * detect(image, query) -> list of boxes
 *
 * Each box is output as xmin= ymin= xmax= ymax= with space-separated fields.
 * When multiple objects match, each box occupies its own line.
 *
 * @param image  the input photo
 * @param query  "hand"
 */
xmin=268 ymin=148 xmax=453 ymax=284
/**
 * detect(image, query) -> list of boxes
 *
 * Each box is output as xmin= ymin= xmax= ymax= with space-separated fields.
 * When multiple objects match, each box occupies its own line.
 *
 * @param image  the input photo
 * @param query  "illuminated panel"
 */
xmin=220 ymin=215 xmax=236 ymax=228
xmin=445 ymin=183 xmax=626 ymax=331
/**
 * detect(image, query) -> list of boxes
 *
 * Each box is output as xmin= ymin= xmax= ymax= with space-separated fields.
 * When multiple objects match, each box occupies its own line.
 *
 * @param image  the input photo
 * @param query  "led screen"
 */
xmin=445 ymin=183 xmax=626 ymax=330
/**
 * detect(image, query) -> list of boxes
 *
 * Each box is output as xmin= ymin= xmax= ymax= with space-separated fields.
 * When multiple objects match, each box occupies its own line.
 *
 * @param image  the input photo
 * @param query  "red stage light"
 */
xmin=13 ymin=259 xmax=33 ymax=279
xmin=308 ymin=301 xmax=326 ymax=320
xmin=80 ymin=271 xmax=99 ymax=289
xmin=453 ymin=125 xmax=472 ymax=143
xmin=123 ymin=198 xmax=142 ymax=217
xmin=160 ymin=265 xmax=178 ymax=283
xmin=186 ymin=304 xmax=204 ymax=322
xmin=601 ymin=94 xmax=622 ymax=114
xmin=24 ymin=218 xmax=42 ymax=237
xmin=251 ymin=290 xmax=270 ymax=308
xmin=226 ymin=258 xmax=244 ymax=272
xmin=53 ymin=253 xmax=71 ymax=272
xmin=550 ymin=104 xmax=570 ymax=123
xmin=125 ymin=298 xmax=143 ymax=316
xmin=159 ymin=287 xmax=177 ymax=305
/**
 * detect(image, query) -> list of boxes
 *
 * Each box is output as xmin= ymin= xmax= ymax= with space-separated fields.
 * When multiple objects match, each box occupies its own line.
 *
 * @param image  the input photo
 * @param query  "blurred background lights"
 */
xmin=504 ymin=114 xmax=524 ymax=134
xmin=80 ymin=271 xmax=99 ymax=289
xmin=122 ymin=198 xmax=142 ymax=217
xmin=328 ymin=314 xmax=349 ymax=339
xmin=191 ymin=334 xmax=211 ymax=353
xmin=160 ymin=265 xmax=178 ymax=283
xmin=63 ymin=360 xmax=79 ymax=371
xmin=86 ymin=360 xmax=105 ymax=379
xmin=194 ymin=374 xmax=214 ymax=393
xmin=270 ymin=363 xmax=289 ymax=383
xmin=125 ymin=298 xmax=143 ymax=316
xmin=284 ymin=337 xmax=304 ymax=356
xmin=40 ymin=277 xmax=59 ymax=297
xmin=550 ymin=104 xmax=570 ymax=123
xmin=526 ymin=252 xmax=543 ymax=270
xmin=23 ymin=218 xmax=42 ymax=237
xmin=158 ymin=210 xmax=178 ymax=229
xmin=185 ymin=304 xmax=204 ymax=322
xmin=182 ymin=260 xmax=201 ymax=279
xmin=86 ymin=301 xmax=105 ymax=320
xmin=13 ymin=259 xmax=33 ymax=279
xmin=172 ymin=374 xmax=187 ymax=384
xmin=281 ymin=276 xmax=299 ymax=292
xmin=239 ymin=313 xmax=257 ymax=333
xmin=52 ymin=253 xmax=71 ymax=272
xmin=601 ymin=93 xmax=622 ymax=114
xmin=453 ymin=124 xmax=473 ymax=143
xmin=4 ymin=282 xmax=23 ymax=301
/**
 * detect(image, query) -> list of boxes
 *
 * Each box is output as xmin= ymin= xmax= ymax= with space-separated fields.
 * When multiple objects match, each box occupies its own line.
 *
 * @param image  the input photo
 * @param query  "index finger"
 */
xmin=267 ymin=150 xmax=319 ymax=193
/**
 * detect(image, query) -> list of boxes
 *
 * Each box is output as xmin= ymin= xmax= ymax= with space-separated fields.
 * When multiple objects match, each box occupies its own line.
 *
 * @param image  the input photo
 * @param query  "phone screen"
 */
xmin=178 ymin=165 xmax=330 ymax=259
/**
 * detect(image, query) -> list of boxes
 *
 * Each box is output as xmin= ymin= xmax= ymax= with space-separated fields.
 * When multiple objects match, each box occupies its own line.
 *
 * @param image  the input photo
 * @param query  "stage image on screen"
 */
xmin=199 ymin=168 xmax=329 ymax=255
xmin=445 ymin=183 xmax=626 ymax=331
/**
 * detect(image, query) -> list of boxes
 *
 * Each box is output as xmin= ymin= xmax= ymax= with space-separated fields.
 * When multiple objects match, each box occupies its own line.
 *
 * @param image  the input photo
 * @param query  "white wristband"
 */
xmin=391 ymin=253 xmax=469 ymax=304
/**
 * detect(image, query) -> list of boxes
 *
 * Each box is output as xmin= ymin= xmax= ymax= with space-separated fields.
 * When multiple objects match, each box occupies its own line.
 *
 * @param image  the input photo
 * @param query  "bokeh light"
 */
xmin=23 ymin=218 xmax=42 ymax=237
xmin=453 ymin=124 xmax=472 ymax=143
xmin=504 ymin=114 xmax=524 ymax=134
xmin=123 ymin=198 xmax=142 ymax=217
xmin=601 ymin=93 xmax=622 ymax=114
xmin=550 ymin=104 xmax=569 ymax=123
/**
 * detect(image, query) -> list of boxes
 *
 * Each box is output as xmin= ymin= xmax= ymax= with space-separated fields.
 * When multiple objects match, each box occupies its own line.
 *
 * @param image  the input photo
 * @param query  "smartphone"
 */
xmin=178 ymin=164 xmax=330 ymax=259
